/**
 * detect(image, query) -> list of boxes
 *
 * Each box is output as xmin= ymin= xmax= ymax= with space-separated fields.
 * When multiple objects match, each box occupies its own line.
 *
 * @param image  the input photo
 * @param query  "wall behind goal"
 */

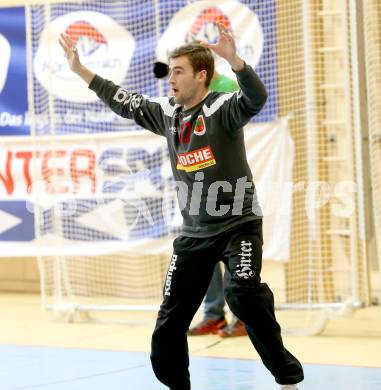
xmin=0 ymin=3 xmax=39 ymax=292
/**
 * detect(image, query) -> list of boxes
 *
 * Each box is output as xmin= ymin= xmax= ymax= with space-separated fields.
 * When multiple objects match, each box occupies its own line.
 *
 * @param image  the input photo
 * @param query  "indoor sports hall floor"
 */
xmin=1 ymin=293 xmax=381 ymax=390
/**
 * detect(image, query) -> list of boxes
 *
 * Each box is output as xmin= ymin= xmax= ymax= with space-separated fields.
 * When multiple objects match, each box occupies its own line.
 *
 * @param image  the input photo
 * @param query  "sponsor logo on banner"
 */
xmin=194 ymin=115 xmax=206 ymax=136
xmin=34 ymin=11 xmax=135 ymax=103
xmin=156 ymin=0 xmax=264 ymax=77
xmin=0 ymin=33 xmax=11 ymax=94
xmin=176 ymin=145 xmax=216 ymax=172
xmin=186 ymin=6 xmax=232 ymax=43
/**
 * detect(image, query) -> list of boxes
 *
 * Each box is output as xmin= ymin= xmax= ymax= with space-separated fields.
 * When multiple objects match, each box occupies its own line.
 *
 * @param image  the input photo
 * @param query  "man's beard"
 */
xmin=173 ymin=94 xmax=186 ymax=105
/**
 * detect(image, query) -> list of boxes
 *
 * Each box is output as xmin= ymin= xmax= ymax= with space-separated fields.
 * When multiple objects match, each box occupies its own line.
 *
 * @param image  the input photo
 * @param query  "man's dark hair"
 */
xmin=168 ymin=42 xmax=214 ymax=87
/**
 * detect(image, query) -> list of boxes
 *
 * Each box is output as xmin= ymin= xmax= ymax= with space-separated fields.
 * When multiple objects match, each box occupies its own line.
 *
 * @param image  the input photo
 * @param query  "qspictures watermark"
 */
xmin=22 ymin=172 xmax=358 ymax=229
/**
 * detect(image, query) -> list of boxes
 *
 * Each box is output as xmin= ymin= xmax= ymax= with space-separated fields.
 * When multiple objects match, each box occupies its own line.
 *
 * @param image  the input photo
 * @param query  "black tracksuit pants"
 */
xmin=150 ymin=220 xmax=304 ymax=389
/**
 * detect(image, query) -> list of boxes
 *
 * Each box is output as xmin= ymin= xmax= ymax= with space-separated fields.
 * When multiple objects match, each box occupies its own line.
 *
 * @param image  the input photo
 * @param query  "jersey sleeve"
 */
xmin=88 ymin=75 xmax=167 ymax=136
xmin=217 ymin=64 xmax=268 ymax=132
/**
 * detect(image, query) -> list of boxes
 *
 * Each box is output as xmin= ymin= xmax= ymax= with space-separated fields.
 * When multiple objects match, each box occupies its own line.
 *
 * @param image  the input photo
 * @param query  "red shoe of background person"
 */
xmin=188 ymin=317 xmax=227 ymax=335
xmin=217 ymin=319 xmax=247 ymax=337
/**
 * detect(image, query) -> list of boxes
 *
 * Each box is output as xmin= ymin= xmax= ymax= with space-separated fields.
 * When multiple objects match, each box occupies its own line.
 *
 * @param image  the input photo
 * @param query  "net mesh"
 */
xmin=25 ymin=0 xmax=372 ymax=333
xmin=363 ymin=0 xmax=381 ymax=299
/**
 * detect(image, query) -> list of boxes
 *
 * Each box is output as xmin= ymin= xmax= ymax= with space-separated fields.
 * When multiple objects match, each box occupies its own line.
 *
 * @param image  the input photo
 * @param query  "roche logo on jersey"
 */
xmin=176 ymin=145 xmax=216 ymax=172
xmin=34 ymin=11 xmax=135 ymax=103
xmin=156 ymin=0 xmax=263 ymax=78
xmin=194 ymin=115 xmax=206 ymax=136
xmin=0 ymin=33 xmax=11 ymax=95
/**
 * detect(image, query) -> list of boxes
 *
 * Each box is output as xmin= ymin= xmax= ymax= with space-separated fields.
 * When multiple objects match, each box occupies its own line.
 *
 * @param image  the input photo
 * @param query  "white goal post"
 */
xmin=25 ymin=0 xmax=371 ymax=335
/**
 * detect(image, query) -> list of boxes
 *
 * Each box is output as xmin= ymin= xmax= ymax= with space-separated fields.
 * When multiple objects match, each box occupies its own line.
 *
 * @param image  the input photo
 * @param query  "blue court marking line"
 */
xmin=1 ymin=344 xmax=381 ymax=390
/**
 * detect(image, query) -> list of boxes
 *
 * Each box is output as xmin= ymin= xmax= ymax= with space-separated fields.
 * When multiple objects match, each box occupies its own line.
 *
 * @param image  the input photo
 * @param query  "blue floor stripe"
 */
xmin=1 ymin=345 xmax=381 ymax=390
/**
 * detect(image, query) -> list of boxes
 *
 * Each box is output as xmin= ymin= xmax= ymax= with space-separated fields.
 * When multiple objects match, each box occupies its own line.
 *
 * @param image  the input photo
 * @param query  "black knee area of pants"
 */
xmin=225 ymin=280 xmax=274 ymax=322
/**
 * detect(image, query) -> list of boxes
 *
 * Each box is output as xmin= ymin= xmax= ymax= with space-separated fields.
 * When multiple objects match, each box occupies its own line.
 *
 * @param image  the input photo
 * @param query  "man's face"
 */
xmin=168 ymin=55 xmax=207 ymax=106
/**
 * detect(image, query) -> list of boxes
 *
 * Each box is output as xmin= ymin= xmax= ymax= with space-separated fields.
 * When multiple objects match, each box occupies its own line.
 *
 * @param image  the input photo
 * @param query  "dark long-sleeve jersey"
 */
xmin=89 ymin=64 xmax=267 ymax=237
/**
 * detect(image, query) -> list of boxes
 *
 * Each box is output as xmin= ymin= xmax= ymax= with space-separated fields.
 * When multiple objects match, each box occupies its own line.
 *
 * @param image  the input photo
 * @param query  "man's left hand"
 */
xmin=200 ymin=23 xmax=245 ymax=72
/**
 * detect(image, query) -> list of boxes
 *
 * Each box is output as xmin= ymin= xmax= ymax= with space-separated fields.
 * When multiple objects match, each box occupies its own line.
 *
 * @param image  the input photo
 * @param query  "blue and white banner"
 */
xmin=28 ymin=0 xmax=277 ymax=135
xmin=1 ymin=1 xmax=278 ymax=135
xmin=0 ymin=7 xmax=29 ymax=136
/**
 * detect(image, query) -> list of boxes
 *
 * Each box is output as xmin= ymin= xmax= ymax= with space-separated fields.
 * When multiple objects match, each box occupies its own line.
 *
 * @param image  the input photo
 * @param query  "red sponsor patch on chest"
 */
xmin=176 ymin=145 xmax=216 ymax=172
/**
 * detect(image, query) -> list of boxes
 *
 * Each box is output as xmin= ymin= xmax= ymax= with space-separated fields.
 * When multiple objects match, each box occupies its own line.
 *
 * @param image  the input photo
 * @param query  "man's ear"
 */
xmin=197 ymin=69 xmax=207 ymax=85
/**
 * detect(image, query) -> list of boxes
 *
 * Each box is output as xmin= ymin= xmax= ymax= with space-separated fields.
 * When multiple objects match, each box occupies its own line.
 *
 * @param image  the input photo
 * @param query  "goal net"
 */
xmin=26 ymin=0 xmax=370 ymax=334
xmin=363 ymin=0 xmax=381 ymax=302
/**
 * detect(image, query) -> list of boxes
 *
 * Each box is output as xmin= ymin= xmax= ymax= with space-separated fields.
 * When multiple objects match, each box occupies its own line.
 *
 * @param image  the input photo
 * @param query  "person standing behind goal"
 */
xmin=59 ymin=22 xmax=304 ymax=390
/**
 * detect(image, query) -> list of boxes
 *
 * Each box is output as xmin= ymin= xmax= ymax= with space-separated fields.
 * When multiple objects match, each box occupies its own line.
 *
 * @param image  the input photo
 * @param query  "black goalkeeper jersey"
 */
xmin=89 ymin=64 xmax=267 ymax=237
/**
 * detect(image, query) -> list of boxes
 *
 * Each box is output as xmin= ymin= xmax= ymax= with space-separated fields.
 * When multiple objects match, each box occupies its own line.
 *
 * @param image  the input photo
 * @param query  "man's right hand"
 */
xmin=59 ymin=33 xmax=81 ymax=73
xmin=58 ymin=33 xmax=95 ymax=85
